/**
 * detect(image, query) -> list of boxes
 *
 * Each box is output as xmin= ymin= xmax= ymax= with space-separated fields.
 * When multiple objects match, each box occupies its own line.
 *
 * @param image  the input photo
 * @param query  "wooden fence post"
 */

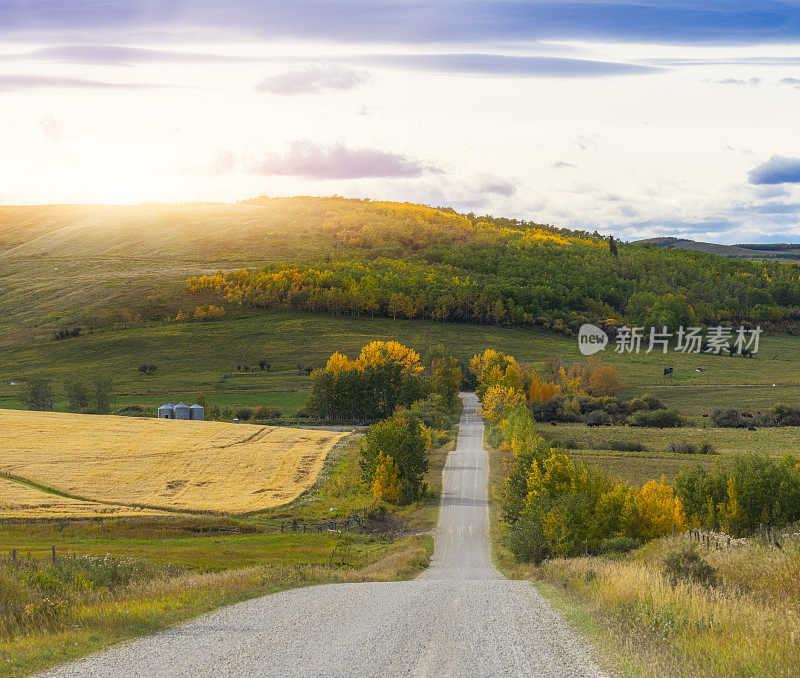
xmin=10 ymin=548 xmax=16 ymax=562
xmin=51 ymin=544 xmax=56 ymax=563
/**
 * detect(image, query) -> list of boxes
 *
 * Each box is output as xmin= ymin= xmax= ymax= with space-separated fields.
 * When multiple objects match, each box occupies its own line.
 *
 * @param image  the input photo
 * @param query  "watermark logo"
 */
xmin=577 ymin=325 xmax=762 ymax=356
xmin=578 ymin=323 xmax=609 ymax=356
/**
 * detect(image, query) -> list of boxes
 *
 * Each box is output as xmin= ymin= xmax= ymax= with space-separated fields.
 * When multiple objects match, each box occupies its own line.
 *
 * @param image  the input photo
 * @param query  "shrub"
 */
xmin=532 ymin=395 xmax=579 ymax=422
xmin=235 ymin=407 xmax=253 ymax=421
xmin=371 ymin=452 xmax=403 ymax=504
xmin=628 ymin=409 xmax=685 ymax=427
xmin=711 ymin=409 xmax=746 ymax=428
xmin=627 ymin=394 xmax=665 ymax=412
xmin=254 ymin=405 xmax=282 ymax=420
xmin=667 ymin=441 xmax=716 ymax=455
xmin=435 ymin=432 xmax=451 ymax=446
xmin=584 ymin=409 xmax=612 ymax=426
xmin=663 ymin=547 xmax=718 ymax=588
xmin=768 ymin=404 xmax=800 ymax=426
xmin=114 ymin=404 xmax=147 ymax=417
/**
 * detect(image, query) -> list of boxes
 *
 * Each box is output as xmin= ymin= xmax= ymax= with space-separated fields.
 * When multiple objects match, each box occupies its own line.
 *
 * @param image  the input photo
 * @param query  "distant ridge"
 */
xmin=634 ymin=237 xmax=800 ymax=260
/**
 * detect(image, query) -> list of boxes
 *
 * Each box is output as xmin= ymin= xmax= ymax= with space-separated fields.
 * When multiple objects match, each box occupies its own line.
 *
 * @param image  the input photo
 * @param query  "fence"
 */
xmin=280 ymin=503 xmax=375 ymax=534
xmin=683 ymin=522 xmax=787 ymax=550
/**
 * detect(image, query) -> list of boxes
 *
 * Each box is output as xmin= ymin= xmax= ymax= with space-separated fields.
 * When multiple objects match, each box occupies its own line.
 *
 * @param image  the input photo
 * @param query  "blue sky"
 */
xmin=2 ymin=1 xmax=800 ymax=242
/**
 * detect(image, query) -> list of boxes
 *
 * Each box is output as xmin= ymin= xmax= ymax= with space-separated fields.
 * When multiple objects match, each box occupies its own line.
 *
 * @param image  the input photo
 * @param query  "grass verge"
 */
xmin=486 ymin=420 xmax=800 ymax=677
xmin=0 ymin=536 xmax=432 ymax=677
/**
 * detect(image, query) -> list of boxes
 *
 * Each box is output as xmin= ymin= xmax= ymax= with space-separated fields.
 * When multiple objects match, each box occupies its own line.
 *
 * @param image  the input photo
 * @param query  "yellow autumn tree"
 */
xmin=481 ymin=384 xmax=526 ymax=422
xmin=357 ymin=341 xmax=423 ymax=374
xmin=626 ymin=477 xmax=686 ymax=540
xmin=588 ymin=364 xmax=622 ymax=396
xmin=325 ymin=351 xmax=358 ymax=374
xmin=471 ymin=349 xmax=524 ymax=396
xmin=372 ymin=452 xmax=402 ymax=504
xmin=527 ymin=370 xmax=562 ymax=404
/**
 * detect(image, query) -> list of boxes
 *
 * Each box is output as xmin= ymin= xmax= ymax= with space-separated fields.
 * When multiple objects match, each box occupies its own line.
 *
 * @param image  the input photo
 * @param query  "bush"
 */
xmin=584 ymin=409 xmax=612 ymax=426
xmin=711 ymin=409 xmax=746 ymax=428
xmin=254 ymin=405 xmax=281 ymax=420
xmin=371 ymin=452 xmax=403 ymax=504
xmin=235 ymin=407 xmax=253 ymax=421
xmin=628 ymin=409 xmax=685 ymax=427
xmin=674 ymin=455 xmax=800 ymax=535
xmin=435 ymin=432 xmax=451 ymax=446
xmin=667 ymin=441 xmax=716 ymax=455
xmin=628 ymin=394 xmax=666 ymax=412
xmin=532 ymin=395 xmax=579 ymax=422
xmin=114 ymin=404 xmax=148 ymax=417
xmin=663 ymin=547 xmax=718 ymax=588
xmin=768 ymin=404 xmax=800 ymax=426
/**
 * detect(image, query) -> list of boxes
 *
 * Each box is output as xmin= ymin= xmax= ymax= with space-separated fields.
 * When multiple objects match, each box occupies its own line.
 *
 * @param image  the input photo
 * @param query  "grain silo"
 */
xmin=157 ymin=403 xmax=175 ymax=419
xmin=189 ymin=403 xmax=205 ymax=421
xmin=173 ymin=402 xmax=191 ymax=420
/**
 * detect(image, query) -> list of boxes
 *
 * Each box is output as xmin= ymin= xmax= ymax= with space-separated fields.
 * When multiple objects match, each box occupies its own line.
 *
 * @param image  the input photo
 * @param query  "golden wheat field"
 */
xmin=0 ymin=477 xmax=175 ymax=519
xmin=0 ymin=410 xmax=346 ymax=515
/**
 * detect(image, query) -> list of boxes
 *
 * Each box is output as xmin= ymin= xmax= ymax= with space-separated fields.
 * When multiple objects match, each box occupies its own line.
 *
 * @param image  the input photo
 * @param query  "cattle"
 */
xmin=663 ymin=367 xmax=674 ymax=377
xmin=696 ymin=367 xmax=705 ymax=373
xmin=748 ymin=425 xmax=757 ymax=431
xmin=702 ymin=413 xmax=709 ymax=417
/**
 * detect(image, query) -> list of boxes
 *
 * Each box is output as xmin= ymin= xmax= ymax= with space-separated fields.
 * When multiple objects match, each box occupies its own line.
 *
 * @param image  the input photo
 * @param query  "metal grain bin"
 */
xmin=157 ymin=403 xmax=175 ymax=419
xmin=173 ymin=402 xmax=191 ymax=420
xmin=189 ymin=404 xmax=205 ymax=421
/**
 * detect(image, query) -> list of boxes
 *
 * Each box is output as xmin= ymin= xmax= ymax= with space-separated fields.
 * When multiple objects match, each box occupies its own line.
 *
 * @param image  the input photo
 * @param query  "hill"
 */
xmin=635 ymin=236 xmax=800 ymax=260
xmin=3 ymin=197 xmax=800 ymax=347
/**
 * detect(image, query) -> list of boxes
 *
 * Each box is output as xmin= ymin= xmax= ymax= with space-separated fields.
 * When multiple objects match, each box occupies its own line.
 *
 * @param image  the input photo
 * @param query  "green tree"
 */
xmin=431 ymin=356 xmax=462 ymax=409
xmin=360 ymin=412 xmax=428 ymax=504
xmin=21 ymin=378 xmax=54 ymax=411
xmin=93 ymin=377 xmax=114 ymax=415
xmin=64 ymin=375 xmax=91 ymax=412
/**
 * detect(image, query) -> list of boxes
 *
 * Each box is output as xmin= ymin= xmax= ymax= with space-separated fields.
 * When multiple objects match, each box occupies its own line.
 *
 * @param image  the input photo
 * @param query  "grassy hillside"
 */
xmin=0 ymin=200 xmax=333 ymax=341
xmin=4 ymin=197 xmax=800 ymax=348
xmin=2 ymin=310 xmax=799 ymax=416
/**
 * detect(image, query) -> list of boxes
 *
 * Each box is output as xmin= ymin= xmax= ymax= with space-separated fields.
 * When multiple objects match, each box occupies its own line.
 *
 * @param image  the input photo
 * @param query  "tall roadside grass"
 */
xmin=0 ymin=535 xmax=431 ymax=677
xmin=535 ymin=535 xmax=800 ymax=677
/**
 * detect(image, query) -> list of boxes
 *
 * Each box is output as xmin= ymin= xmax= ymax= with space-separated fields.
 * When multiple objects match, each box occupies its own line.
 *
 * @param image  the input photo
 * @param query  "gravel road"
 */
xmin=40 ymin=393 xmax=606 ymax=678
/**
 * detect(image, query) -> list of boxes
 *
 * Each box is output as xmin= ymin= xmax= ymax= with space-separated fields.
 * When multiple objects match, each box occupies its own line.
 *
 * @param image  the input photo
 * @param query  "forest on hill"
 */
xmin=187 ymin=197 xmax=800 ymax=336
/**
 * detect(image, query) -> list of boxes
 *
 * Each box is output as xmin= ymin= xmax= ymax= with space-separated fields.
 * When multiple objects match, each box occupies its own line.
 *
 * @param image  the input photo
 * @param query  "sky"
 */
xmin=2 ymin=1 xmax=800 ymax=243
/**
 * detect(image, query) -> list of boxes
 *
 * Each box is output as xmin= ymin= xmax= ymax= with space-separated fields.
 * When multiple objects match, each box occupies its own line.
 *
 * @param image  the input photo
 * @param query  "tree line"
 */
xmin=185 ymin=198 xmax=800 ymax=335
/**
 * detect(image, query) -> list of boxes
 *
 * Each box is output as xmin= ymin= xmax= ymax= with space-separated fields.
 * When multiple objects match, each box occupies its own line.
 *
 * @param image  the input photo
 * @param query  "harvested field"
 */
xmin=0 ymin=410 xmax=346 ymax=515
xmin=0 ymin=477 xmax=175 ymax=519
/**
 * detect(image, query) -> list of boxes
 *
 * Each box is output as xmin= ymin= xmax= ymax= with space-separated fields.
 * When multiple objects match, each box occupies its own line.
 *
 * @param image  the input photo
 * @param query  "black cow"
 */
xmin=663 ymin=367 xmax=674 ymax=377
